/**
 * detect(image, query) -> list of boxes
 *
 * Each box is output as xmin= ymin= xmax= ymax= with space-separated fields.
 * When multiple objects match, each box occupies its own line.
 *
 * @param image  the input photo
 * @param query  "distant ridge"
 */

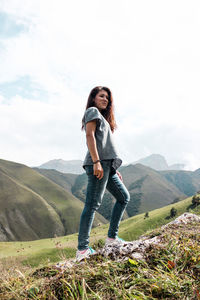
xmin=37 ymin=154 xmax=185 ymax=175
xmin=37 ymin=159 xmax=84 ymax=174
xmin=132 ymin=154 xmax=185 ymax=171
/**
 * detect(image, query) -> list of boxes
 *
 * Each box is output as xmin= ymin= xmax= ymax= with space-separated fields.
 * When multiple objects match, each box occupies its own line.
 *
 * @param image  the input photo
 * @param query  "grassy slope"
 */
xmin=33 ymin=168 xmax=78 ymax=193
xmin=118 ymin=196 xmax=199 ymax=240
xmin=0 ymin=195 xmax=199 ymax=270
xmin=120 ymin=164 xmax=185 ymax=212
xmin=0 ymin=169 xmax=65 ymax=241
xmin=0 ymin=159 xmax=106 ymax=241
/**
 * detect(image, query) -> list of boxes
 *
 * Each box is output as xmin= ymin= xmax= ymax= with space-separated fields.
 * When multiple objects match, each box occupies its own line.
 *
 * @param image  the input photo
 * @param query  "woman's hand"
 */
xmin=93 ymin=162 xmax=104 ymax=180
xmin=116 ymin=170 xmax=123 ymax=181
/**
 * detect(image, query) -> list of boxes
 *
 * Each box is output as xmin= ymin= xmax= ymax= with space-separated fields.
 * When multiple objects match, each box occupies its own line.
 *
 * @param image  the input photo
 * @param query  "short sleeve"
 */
xmin=83 ymin=107 xmax=102 ymax=126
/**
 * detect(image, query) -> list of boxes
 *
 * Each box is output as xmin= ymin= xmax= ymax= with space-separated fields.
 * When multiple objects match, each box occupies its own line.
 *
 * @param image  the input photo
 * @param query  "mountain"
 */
xmin=133 ymin=154 xmax=168 ymax=170
xmin=33 ymin=168 xmax=78 ymax=193
xmin=37 ymin=154 xmax=185 ymax=175
xmin=193 ymin=167 xmax=200 ymax=178
xmin=168 ymin=163 xmax=185 ymax=170
xmin=37 ymin=159 xmax=84 ymax=174
xmin=120 ymin=164 xmax=186 ymax=215
xmin=2 ymin=157 xmax=198 ymax=242
xmin=35 ymin=163 xmax=200 ymax=220
xmin=132 ymin=154 xmax=185 ymax=171
xmin=0 ymin=159 xmax=107 ymax=241
xmin=160 ymin=169 xmax=200 ymax=197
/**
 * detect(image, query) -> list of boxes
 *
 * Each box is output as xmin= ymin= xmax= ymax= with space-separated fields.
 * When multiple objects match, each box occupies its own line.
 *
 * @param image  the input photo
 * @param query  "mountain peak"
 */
xmin=37 ymin=159 xmax=84 ymax=174
xmin=132 ymin=154 xmax=185 ymax=171
xmin=133 ymin=154 xmax=168 ymax=170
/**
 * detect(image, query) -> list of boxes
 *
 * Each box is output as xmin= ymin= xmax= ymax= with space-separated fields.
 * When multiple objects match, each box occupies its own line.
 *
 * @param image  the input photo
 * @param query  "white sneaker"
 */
xmin=105 ymin=236 xmax=126 ymax=246
xmin=76 ymin=247 xmax=97 ymax=262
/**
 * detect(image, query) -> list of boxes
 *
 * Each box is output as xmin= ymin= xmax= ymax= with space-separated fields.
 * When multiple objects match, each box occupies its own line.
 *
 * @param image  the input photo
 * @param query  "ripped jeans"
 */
xmin=78 ymin=160 xmax=130 ymax=250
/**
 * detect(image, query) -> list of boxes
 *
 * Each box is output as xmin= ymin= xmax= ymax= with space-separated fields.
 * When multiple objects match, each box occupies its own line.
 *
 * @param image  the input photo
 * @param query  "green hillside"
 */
xmin=0 ymin=194 xmax=199 ymax=269
xmin=1 ymin=157 xmax=199 ymax=242
xmin=0 ymin=168 xmax=64 ymax=241
xmin=33 ymin=167 xmax=78 ymax=193
xmin=0 ymin=159 xmax=107 ymax=241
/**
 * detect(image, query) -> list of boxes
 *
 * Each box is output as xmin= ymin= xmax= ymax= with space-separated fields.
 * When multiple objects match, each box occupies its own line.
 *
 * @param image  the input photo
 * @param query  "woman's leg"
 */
xmin=78 ymin=162 xmax=111 ymax=250
xmin=106 ymin=171 xmax=130 ymax=238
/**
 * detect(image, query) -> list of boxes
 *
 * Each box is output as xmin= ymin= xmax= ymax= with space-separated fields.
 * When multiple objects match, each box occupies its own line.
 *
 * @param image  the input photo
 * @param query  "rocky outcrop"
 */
xmin=55 ymin=213 xmax=200 ymax=271
xmin=100 ymin=213 xmax=200 ymax=261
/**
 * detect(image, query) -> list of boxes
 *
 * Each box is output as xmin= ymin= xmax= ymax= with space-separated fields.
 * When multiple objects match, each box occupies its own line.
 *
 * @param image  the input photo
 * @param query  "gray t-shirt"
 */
xmin=82 ymin=107 xmax=122 ymax=170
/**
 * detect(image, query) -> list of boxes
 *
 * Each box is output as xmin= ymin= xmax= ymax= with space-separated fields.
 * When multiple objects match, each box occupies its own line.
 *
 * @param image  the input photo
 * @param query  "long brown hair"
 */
xmin=82 ymin=86 xmax=117 ymax=132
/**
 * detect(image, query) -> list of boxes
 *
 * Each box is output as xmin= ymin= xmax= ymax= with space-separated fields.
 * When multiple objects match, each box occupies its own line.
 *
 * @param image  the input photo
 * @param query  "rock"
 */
xmin=54 ymin=259 xmax=75 ymax=272
xmin=161 ymin=212 xmax=200 ymax=228
xmin=54 ymin=213 xmax=200 ymax=269
xmin=100 ymin=235 xmax=161 ymax=262
xmin=99 ymin=213 xmax=200 ymax=262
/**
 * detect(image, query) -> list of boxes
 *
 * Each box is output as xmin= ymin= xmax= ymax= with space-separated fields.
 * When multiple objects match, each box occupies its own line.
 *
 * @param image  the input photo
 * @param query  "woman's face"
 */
xmin=94 ymin=90 xmax=109 ymax=111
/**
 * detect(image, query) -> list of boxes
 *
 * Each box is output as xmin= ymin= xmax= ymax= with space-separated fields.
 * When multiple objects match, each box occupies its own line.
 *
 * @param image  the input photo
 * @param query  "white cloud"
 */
xmin=0 ymin=0 xmax=200 ymax=170
xmin=0 ymin=94 xmax=86 ymax=166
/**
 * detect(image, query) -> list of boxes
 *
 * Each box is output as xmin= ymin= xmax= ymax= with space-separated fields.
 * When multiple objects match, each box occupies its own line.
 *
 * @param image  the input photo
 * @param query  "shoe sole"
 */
xmin=76 ymin=251 xmax=97 ymax=262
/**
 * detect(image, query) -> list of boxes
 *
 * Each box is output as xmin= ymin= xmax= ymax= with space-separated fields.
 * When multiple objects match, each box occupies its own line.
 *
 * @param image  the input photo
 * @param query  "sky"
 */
xmin=0 ymin=0 xmax=200 ymax=170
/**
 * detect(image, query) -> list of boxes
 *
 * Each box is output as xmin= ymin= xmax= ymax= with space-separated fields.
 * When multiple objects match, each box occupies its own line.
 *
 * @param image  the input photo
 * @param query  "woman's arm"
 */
xmin=86 ymin=121 xmax=104 ymax=180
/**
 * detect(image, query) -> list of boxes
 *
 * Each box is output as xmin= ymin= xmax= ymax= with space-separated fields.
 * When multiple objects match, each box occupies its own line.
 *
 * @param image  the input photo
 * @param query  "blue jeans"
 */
xmin=78 ymin=160 xmax=130 ymax=250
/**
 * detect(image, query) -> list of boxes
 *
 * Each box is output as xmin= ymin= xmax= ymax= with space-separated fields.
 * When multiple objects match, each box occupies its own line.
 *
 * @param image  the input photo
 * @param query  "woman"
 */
xmin=76 ymin=86 xmax=130 ymax=262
